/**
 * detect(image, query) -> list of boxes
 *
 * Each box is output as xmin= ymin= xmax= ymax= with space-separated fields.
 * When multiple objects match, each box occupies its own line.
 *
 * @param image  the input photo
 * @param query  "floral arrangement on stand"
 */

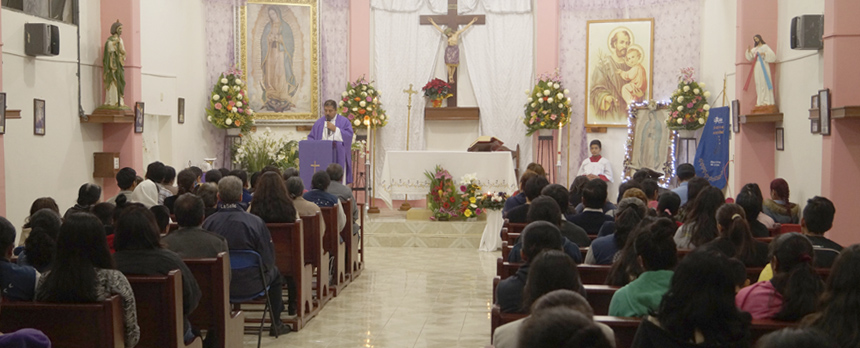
xmin=478 ymin=191 xmax=508 ymax=211
xmin=524 ymin=72 xmax=572 ymax=136
xmin=340 ymin=76 xmax=387 ymax=130
xmin=667 ymin=67 xmax=711 ymax=130
xmin=233 ymin=127 xmax=299 ymax=172
xmin=422 ymin=78 xmax=454 ymax=108
xmin=458 ymin=173 xmax=483 ymax=219
xmin=207 ymin=68 xmax=255 ymax=133
xmin=425 ymin=166 xmax=462 ymax=221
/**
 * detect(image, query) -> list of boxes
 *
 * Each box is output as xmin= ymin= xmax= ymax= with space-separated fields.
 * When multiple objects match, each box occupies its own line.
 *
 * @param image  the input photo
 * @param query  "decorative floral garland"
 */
xmin=206 ymin=68 xmax=255 ymax=133
xmin=667 ymin=67 xmax=711 ymax=130
xmin=340 ymin=76 xmax=387 ymax=130
xmin=524 ymin=71 xmax=572 ymax=136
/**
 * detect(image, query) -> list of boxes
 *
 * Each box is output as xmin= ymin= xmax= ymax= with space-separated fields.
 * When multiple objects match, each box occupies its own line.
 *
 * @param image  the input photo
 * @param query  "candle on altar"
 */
xmin=557 ymin=121 xmax=563 ymax=166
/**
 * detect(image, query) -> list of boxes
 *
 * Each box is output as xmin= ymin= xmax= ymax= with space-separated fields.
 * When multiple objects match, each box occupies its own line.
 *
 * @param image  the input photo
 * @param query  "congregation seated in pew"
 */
xmin=113 ymin=204 xmax=202 ymax=343
xmin=541 ymin=183 xmax=591 ymax=247
xmin=505 ymin=175 xmax=549 ymax=224
xmin=326 ymin=163 xmax=360 ymax=237
xmin=303 ymin=171 xmax=346 ymax=233
xmin=35 ymin=213 xmax=140 ymax=347
xmin=0 ymin=217 xmax=39 ymax=302
xmin=201 ymin=176 xmax=291 ymax=336
xmin=162 ymin=194 xmax=229 ymax=259
xmin=698 ymin=203 xmax=770 ymax=267
xmin=569 ymin=179 xmax=615 ymax=235
xmin=507 ymin=197 xmax=582 ymax=264
xmin=587 ymin=198 xmax=646 ymax=265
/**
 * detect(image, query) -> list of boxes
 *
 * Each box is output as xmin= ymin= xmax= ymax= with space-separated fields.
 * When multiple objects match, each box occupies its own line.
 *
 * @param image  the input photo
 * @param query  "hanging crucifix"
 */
xmin=420 ymin=0 xmax=485 ymax=108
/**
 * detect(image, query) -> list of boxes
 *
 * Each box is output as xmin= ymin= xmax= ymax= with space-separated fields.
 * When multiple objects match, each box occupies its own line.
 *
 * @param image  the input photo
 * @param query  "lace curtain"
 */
xmin=559 ymin=0 xmax=702 ymax=181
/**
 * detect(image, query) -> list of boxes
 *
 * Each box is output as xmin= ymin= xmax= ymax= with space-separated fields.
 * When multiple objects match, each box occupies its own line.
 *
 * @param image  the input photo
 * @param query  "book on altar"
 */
xmin=468 ymin=136 xmax=506 ymax=152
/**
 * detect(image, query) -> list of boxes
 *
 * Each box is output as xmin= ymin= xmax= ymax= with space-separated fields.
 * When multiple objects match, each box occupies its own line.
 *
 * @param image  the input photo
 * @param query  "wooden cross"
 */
xmin=310 ymin=161 xmax=320 ymax=173
xmin=420 ymin=0 xmax=485 ymax=107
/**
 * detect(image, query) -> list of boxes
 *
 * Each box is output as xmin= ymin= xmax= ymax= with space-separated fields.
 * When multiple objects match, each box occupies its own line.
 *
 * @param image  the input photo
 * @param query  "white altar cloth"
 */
xmin=378 ymin=151 xmax=519 ymax=209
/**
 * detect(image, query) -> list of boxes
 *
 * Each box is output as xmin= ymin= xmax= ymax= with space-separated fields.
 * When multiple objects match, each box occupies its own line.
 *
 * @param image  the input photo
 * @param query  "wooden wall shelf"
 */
xmin=809 ymin=108 xmax=819 ymax=120
xmin=6 ymin=110 xmax=21 ymax=119
xmin=81 ymin=108 xmax=134 ymax=124
xmin=740 ymin=113 xmax=783 ymax=124
xmin=832 ymin=106 xmax=860 ymax=119
xmin=424 ymin=107 xmax=480 ymax=121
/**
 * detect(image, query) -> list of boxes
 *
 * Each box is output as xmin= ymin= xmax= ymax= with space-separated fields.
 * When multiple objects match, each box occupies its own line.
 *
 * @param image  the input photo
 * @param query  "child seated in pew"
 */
xmin=630 ymin=250 xmax=752 ymax=347
xmin=518 ymin=308 xmax=613 ymax=348
xmin=801 ymin=244 xmax=860 ymax=348
xmin=799 ymin=196 xmax=842 ymax=268
xmin=507 ymin=197 xmax=583 ymax=264
xmin=736 ymin=233 xmax=824 ymax=321
xmin=608 ymin=218 xmax=677 ymax=317
xmin=496 ymin=225 xmax=580 ymax=313
xmin=699 ymin=204 xmax=770 ymax=267
xmin=36 ymin=213 xmax=141 ymax=348
xmin=493 ymin=290 xmax=615 ymax=348
xmin=604 ymin=216 xmax=660 ymax=287
xmin=0 ymin=217 xmax=40 ymax=302
xmin=587 ymin=198 xmax=647 ymax=265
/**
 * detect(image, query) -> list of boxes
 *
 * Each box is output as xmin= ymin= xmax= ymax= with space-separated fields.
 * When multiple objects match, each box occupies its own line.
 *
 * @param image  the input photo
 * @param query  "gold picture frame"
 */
xmin=241 ymin=0 xmax=319 ymax=120
xmin=585 ymin=18 xmax=655 ymax=127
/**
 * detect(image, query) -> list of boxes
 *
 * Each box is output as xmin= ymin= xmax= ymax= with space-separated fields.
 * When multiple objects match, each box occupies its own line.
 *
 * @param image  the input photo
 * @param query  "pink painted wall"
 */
xmin=732 ymin=0 xmax=778 ymax=195
xmin=0 ymin=8 xmax=5 ymax=216
xmin=349 ymin=0 xmax=370 ymax=80
xmin=535 ymin=0 xmax=559 ymax=74
xmin=101 ymin=0 xmax=144 ymax=198
xmin=821 ymin=0 xmax=860 ymax=246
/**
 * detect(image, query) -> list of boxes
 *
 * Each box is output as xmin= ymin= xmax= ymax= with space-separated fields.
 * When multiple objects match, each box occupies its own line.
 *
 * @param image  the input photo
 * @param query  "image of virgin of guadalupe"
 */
xmin=636 ymin=109 xmax=664 ymax=171
xmin=261 ymin=6 xmax=299 ymax=112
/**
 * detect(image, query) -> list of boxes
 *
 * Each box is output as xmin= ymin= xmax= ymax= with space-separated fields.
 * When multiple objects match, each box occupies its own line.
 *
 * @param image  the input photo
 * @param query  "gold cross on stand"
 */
xmin=310 ymin=161 xmax=321 ymax=172
xmin=403 ymin=83 xmax=418 ymax=151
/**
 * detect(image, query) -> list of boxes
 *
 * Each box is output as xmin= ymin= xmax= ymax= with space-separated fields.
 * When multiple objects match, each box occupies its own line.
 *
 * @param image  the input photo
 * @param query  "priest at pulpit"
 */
xmin=308 ymin=100 xmax=353 ymax=184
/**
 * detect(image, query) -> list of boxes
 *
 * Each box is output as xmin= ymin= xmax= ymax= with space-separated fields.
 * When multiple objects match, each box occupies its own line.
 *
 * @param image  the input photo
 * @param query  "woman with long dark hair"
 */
xmin=700 ymin=204 xmax=769 ymax=267
xmin=736 ymin=187 xmax=771 ymax=238
xmin=17 ymin=209 xmax=62 ymax=273
xmin=522 ymin=250 xmax=585 ymax=310
xmin=803 ymin=245 xmax=860 ymax=347
xmin=763 ymin=179 xmax=799 ymax=224
xmin=736 ymin=233 xmax=824 ymax=321
xmin=164 ymin=168 xmax=198 ymax=214
xmin=674 ymin=186 xmax=724 ymax=249
xmin=64 ymin=183 xmax=102 ymax=218
xmin=35 ymin=213 xmax=140 ymax=347
xmin=587 ymin=198 xmax=646 ymax=265
xmin=250 ymin=172 xmax=298 ymax=223
xmin=631 ymin=250 xmax=751 ymax=347
xmin=113 ymin=204 xmax=201 ymax=342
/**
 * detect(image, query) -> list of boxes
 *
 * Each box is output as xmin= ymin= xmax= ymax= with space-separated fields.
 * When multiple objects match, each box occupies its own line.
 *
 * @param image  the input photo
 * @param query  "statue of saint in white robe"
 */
xmin=745 ymin=43 xmax=776 ymax=106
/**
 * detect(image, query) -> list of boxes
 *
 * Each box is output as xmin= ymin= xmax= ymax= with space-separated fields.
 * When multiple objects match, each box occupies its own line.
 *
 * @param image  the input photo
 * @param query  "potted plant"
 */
xmin=422 ymin=78 xmax=453 ymax=108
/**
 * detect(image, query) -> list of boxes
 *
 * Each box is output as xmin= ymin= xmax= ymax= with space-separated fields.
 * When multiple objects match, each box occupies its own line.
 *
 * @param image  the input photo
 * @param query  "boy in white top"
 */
xmin=577 ymin=140 xmax=613 ymax=183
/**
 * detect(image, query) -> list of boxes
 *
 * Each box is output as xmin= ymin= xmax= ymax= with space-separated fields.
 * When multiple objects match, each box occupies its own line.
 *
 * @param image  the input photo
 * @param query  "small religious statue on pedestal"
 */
xmin=745 ymin=34 xmax=778 ymax=114
xmin=428 ymin=17 xmax=477 ymax=84
xmin=103 ymin=20 xmax=127 ymax=107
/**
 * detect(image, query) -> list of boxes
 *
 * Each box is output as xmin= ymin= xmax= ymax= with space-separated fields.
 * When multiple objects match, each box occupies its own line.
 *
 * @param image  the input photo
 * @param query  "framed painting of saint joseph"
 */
xmin=241 ymin=0 xmax=318 ymax=121
xmin=585 ymin=18 xmax=654 ymax=127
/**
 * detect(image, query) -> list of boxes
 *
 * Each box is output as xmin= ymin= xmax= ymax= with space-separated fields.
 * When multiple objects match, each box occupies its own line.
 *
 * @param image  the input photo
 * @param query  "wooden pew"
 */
xmin=301 ymin=212 xmax=332 ymax=306
xmin=496 ymin=258 xmax=521 ymax=279
xmin=745 ymin=266 xmax=831 ymax=283
xmin=490 ymin=304 xmax=527 ymax=342
xmin=184 ymin=253 xmax=244 ymax=348
xmin=125 ymin=270 xmax=204 ymax=348
xmin=501 ymin=241 xmax=511 ymax=261
xmin=0 ymin=296 xmax=125 ymax=348
xmin=320 ymin=206 xmax=348 ymax=296
xmin=584 ymin=284 xmax=619 ymax=316
xmin=339 ymin=199 xmax=354 ymax=284
xmin=508 ymin=222 xmax=528 ymax=235
xmin=578 ymin=264 xmax=612 ymax=285
xmin=778 ymin=224 xmax=802 ymax=235
xmin=268 ymin=221 xmax=316 ymax=330
xmin=352 ymin=202 xmax=366 ymax=278
xmin=595 ymin=315 xmax=796 ymax=348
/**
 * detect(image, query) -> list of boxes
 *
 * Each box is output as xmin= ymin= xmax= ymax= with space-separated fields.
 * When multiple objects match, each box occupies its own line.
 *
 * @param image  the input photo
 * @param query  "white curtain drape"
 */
xmin=460 ymin=0 xmax=535 ymax=171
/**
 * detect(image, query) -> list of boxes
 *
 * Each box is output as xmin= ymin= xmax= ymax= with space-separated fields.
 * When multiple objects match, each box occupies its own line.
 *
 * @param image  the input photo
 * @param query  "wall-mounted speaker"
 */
xmin=791 ymin=15 xmax=823 ymax=50
xmin=24 ymin=23 xmax=60 ymax=56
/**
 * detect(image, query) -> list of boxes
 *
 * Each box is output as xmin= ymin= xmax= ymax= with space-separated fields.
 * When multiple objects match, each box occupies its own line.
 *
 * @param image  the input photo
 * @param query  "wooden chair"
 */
xmin=0 ymin=296 xmax=125 ymax=348
xmin=301 ymin=212 xmax=332 ymax=306
xmin=184 ymin=253 xmax=244 ymax=348
xmin=578 ymin=264 xmax=612 ymax=285
xmin=268 ymin=221 xmax=315 ymax=330
xmin=320 ymin=206 xmax=348 ymax=296
xmin=490 ymin=304 xmax=527 ymax=343
xmin=584 ymin=284 xmax=619 ymax=316
xmin=125 ymin=270 xmax=204 ymax=348
xmin=339 ymin=199 xmax=354 ymax=284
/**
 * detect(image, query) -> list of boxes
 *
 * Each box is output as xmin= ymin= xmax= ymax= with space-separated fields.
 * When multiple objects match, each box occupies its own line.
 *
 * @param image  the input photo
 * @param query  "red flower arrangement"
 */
xmin=422 ymin=78 xmax=454 ymax=100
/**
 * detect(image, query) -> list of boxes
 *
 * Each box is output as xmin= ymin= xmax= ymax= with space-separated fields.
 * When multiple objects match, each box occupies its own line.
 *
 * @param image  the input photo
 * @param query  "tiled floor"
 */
xmin=249 ymin=246 xmax=500 ymax=347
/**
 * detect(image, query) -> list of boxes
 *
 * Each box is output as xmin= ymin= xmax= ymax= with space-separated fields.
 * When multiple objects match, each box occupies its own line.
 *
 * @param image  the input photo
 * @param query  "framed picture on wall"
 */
xmin=584 ymin=18 xmax=655 ymax=127
xmin=240 ymin=0 xmax=319 ymax=121
xmin=0 ymin=92 xmax=6 ymax=135
xmin=811 ymin=94 xmax=819 ymax=110
xmin=178 ymin=98 xmax=185 ymax=124
xmin=33 ymin=99 xmax=45 ymax=136
xmin=731 ymin=99 xmax=740 ymax=133
xmin=134 ymin=102 xmax=145 ymax=133
xmin=810 ymin=119 xmax=820 ymax=134
xmin=775 ymin=127 xmax=784 ymax=151
xmin=819 ymin=89 xmax=831 ymax=136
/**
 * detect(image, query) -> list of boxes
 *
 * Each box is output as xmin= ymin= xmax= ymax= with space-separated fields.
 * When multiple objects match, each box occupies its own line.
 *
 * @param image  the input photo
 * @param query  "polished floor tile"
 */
xmin=248 ymin=246 xmax=499 ymax=347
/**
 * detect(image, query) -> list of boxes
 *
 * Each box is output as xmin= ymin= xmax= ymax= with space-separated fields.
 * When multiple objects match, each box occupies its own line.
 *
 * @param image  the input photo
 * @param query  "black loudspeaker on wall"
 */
xmin=790 ymin=15 xmax=823 ymax=50
xmin=24 ymin=23 xmax=60 ymax=56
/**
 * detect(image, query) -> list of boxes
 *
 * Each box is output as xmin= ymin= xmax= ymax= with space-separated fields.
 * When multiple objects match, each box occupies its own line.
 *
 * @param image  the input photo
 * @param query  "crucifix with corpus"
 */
xmin=420 ymin=0 xmax=485 ymax=108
